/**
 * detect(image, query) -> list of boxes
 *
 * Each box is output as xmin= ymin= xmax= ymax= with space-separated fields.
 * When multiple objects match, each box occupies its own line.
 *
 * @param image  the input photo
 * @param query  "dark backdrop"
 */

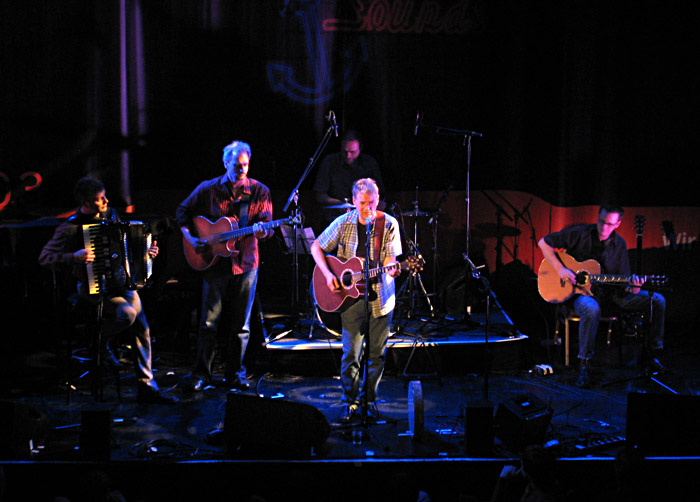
xmin=1 ymin=0 xmax=698 ymax=215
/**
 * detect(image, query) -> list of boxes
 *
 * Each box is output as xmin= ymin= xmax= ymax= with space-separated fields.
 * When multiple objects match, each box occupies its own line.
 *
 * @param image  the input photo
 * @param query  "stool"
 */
xmin=554 ymin=307 xmax=617 ymax=367
xmin=65 ymin=294 xmax=122 ymax=402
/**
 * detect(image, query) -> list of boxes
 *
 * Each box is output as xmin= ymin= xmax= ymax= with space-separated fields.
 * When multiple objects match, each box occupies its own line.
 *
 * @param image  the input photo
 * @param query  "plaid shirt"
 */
xmin=316 ymin=210 xmax=402 ymax=317
xmin=176 ymin=174 xmax=273 ymax=274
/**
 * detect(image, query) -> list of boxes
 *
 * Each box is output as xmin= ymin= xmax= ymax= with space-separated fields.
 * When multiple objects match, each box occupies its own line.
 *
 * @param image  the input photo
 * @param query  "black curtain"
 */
xmin=2 ymin=0 xmax=698 ymax=215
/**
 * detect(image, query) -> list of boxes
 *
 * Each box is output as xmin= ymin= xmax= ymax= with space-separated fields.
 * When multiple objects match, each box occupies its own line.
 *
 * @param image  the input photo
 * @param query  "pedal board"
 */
xmin=573 ymin=434 xmax=626 ymax=454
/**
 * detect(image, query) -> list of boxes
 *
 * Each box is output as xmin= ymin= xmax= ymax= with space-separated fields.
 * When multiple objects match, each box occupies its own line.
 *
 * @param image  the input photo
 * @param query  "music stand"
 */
xmin=280 ymin=225 xmax=316 ymax=255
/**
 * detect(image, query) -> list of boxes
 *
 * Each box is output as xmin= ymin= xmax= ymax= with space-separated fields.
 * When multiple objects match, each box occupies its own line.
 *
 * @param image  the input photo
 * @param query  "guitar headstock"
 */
xmin=634 ymin=215 xmax=645 ymax=236
xmin=404 ymin=254 xmax=425 ymax=274
xmin=647 ymin=275 xmax=668 ymax=286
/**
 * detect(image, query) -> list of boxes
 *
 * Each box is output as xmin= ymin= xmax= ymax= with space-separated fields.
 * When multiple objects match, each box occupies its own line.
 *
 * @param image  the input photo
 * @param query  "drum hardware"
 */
xmin=325 ymin=202 xmax=354 ymax=209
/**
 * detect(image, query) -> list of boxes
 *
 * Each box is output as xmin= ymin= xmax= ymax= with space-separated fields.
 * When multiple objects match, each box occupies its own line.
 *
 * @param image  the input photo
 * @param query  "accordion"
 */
xmin=82 ymin=220 xmax=153 ymax=295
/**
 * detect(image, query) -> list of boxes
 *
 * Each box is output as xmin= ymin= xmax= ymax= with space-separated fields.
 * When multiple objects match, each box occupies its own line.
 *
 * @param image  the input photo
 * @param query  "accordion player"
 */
xmin=82 ymin=220 xmax=154 ymax=295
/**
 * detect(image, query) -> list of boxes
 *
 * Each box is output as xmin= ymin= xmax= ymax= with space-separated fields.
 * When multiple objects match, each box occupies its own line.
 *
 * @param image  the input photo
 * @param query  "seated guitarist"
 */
xmin=538 ymin=204 xmax=666 ymax=388
xmin=311 ymin=178 xmax=402 ymax=423
xmin=176 ymin=140 xmax=273 ymax=392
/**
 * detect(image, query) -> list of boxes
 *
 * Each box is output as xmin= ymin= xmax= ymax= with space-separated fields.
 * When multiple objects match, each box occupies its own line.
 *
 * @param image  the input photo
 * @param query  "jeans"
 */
xmin=340 ymin=299 xmax=392 ymax=404
xmin=102 ymin=290 xmax=155 ymax=390
xmin=573 ymin=290 xmax=665 ymax=361
xmin=193 ymin=263 xmax=258 ymax=383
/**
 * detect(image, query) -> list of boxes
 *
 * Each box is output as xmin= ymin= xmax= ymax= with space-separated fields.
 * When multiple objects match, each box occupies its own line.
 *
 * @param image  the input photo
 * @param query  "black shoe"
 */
xmin=206 ymin=427 xmax=225 ymax=445
xmin=137 ymin=386 xmax=179 ymax=404
xmin=100 ymin=346 xmax=121 ymax=369
xmin=576 ymin=366 xmax=591 ymax=388
xmin=340 ymin=403 xmax=359 ymax=423
xmin=649 ymin=357 xmax=669 ymax=374
xmin=185 ymin=376 xmax=210 ymax=392
xmin=223 ymin=378 xmax=252 ymax=392
xmin=649 ymin=350 xmax=669 ymax=374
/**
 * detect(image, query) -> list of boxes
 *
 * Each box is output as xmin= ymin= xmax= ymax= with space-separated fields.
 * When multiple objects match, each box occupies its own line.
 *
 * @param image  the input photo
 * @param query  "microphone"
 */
xmin=365 ymin=217 xmax=372 ymax=226
xmin=414 ymin=112 xmax=421 ymax=136
xmin=327 ymin=111 xmax=338 ymax=137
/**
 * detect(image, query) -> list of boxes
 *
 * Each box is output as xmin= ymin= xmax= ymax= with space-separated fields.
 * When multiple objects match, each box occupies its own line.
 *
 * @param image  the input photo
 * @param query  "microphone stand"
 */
xmin=282 ymin=112 xmax=336 ymax=313
xmin=360 ymin=219 xmax=373 ymax=427
xmin=415 ymin=116 xmax=482 ymax=326
xmin=355 ymin=217 xmax=390 ymax=449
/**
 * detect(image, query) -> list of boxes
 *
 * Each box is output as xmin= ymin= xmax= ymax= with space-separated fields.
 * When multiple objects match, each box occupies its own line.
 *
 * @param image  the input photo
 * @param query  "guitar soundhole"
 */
xmin=575 ymin=271 xmax=588 ymax=286
xmin=341 ymin=272 xmax=353 ymax=287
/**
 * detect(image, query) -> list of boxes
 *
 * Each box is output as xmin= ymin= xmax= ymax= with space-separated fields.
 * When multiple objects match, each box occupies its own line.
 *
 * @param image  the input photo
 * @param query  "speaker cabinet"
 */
xmin=627 ymin=392 xmax=700 ymax=456
xmin=464 ymin=399 xmax=494 ymax=456
xmin=224 ymin=393 xmax=330 ymax=457
xmin=80 ymin=409 xmax=112 ymax=460
xmin=0 ymin=400 xmax=49 ymax=460
xmin=494 ymin=393 xmax=552 ymax=452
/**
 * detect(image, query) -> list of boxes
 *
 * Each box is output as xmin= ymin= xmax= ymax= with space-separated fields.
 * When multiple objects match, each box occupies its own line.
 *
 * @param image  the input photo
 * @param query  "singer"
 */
xmin=311 ymin=178 xmax=402 ymax=423
xmin=313 ymin=129 xmax=386 ymax=229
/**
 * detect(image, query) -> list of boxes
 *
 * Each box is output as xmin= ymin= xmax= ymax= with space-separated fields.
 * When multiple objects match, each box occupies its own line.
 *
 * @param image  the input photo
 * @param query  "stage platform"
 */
xmin=2 ymin=310 xmax=700 ymax=501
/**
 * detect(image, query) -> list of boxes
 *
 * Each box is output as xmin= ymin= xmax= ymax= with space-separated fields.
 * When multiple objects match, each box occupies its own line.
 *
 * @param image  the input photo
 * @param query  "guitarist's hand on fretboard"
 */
xmin=628 ymin=274 xmax=645 ymax=294
xmin=386 ymin=261 xmax=401 ymax=278
xmin=252 ymin=222 xmax=268 ymax=240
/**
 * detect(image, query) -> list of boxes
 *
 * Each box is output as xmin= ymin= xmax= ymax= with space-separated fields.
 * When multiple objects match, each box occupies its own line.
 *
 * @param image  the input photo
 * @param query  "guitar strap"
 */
xmin=238 ymin=193 xmax=251 ymax=228
xmin=372 ymin=211 xmax=385 ymax=268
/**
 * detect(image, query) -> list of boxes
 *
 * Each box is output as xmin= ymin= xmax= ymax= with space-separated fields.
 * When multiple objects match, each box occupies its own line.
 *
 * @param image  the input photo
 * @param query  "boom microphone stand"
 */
xmin=414 ymin=113 xmax=482 ymax=326
xmin=283 ymin=111 xmax=337 ymax=312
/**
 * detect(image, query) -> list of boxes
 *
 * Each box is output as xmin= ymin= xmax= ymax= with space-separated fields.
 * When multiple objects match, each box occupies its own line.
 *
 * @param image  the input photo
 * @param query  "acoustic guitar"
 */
xmin=313 ymin=254 xmax=424 ymax=313
xmin=184 ymin=214 xmax=301 ymax=271
xmin=537 ymin=251 xmax=667 ymax=304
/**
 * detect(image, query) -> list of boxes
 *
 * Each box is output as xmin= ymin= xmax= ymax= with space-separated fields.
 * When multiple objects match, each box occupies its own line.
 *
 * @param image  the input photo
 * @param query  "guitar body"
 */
xmin=537 ymin=252 xmax=601 ymax=303
xmin=313 ymin=254 xmax=424 ymax=313
xmin=313 ymin=255 xmax=365 ymax=313
xmin=184 ymin=216 xmax=240 ymax=271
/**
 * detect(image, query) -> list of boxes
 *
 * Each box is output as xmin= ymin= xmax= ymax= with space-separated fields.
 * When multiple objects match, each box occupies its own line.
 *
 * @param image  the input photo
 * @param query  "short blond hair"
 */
xmin=352 ymin=178 xmax=378 ymax=199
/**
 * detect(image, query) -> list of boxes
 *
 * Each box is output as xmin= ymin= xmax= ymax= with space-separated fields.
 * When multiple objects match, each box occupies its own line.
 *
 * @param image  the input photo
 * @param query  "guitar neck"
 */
xmin=589 ymin=273 xmax=646 ymax=286
xmin=215 ymin=219 xmax=286 ymax=243
xmin=349 ymin=261 xmax=404 ymax=283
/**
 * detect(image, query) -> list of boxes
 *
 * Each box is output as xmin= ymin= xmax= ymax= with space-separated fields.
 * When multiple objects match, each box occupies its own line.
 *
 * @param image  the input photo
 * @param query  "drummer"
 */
xmin=313 ymin=129 xmax=386 ymax=228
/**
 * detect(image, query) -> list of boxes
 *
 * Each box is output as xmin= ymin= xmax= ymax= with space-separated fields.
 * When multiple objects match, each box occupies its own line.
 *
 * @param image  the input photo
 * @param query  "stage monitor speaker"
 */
xmin=494 ymin=393 xmax=552 ymax=452
xmin=464 ymin=399 xmax=494 ymax=456
xmin=0 ymin=400 xmax=50 ymax=460
xmin=627 ymin=392 xmax=700 ymax=456
xmin=224 ymin=393 xmax=330 ymax=457
xmin=80 ymin=409 xmax=111 ymax=460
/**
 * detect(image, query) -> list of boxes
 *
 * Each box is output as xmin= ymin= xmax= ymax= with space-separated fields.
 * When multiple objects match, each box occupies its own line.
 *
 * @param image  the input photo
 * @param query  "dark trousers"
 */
xmin=193 ymin=262 xmax=258 ymax=383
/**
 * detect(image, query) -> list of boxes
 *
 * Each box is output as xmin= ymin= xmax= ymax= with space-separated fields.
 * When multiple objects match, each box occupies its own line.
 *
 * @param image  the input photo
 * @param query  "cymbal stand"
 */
xmin=392 ymin=204 xmax=434 ymax=330
xmin=428 ymin=184 xmax=452 ymax=297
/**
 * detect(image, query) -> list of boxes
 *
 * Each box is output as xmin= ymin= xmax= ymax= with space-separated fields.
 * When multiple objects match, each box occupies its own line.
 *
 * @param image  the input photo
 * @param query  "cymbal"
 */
xmin=324 ymin=203 xmax=354 ymax=209
xmin=401 ymin=209 xmax=430 ymax=217
xmin=475 ymin=223 xmax=521 ymax=237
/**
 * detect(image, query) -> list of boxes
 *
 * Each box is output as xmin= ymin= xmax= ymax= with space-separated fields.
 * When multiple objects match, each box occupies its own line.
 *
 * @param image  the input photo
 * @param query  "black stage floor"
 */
xmin=2 ymin=307 xmax=700 ymax=501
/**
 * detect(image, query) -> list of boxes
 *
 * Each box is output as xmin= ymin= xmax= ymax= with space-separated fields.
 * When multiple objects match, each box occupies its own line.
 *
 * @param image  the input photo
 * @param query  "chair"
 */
xmin=554 ymin=304 xmax=618 ymax=367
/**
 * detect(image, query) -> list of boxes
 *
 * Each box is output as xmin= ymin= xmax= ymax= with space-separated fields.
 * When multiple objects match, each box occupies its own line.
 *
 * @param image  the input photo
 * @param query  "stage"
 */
xmin=2 ymin=302 xmax=700 ymax=501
